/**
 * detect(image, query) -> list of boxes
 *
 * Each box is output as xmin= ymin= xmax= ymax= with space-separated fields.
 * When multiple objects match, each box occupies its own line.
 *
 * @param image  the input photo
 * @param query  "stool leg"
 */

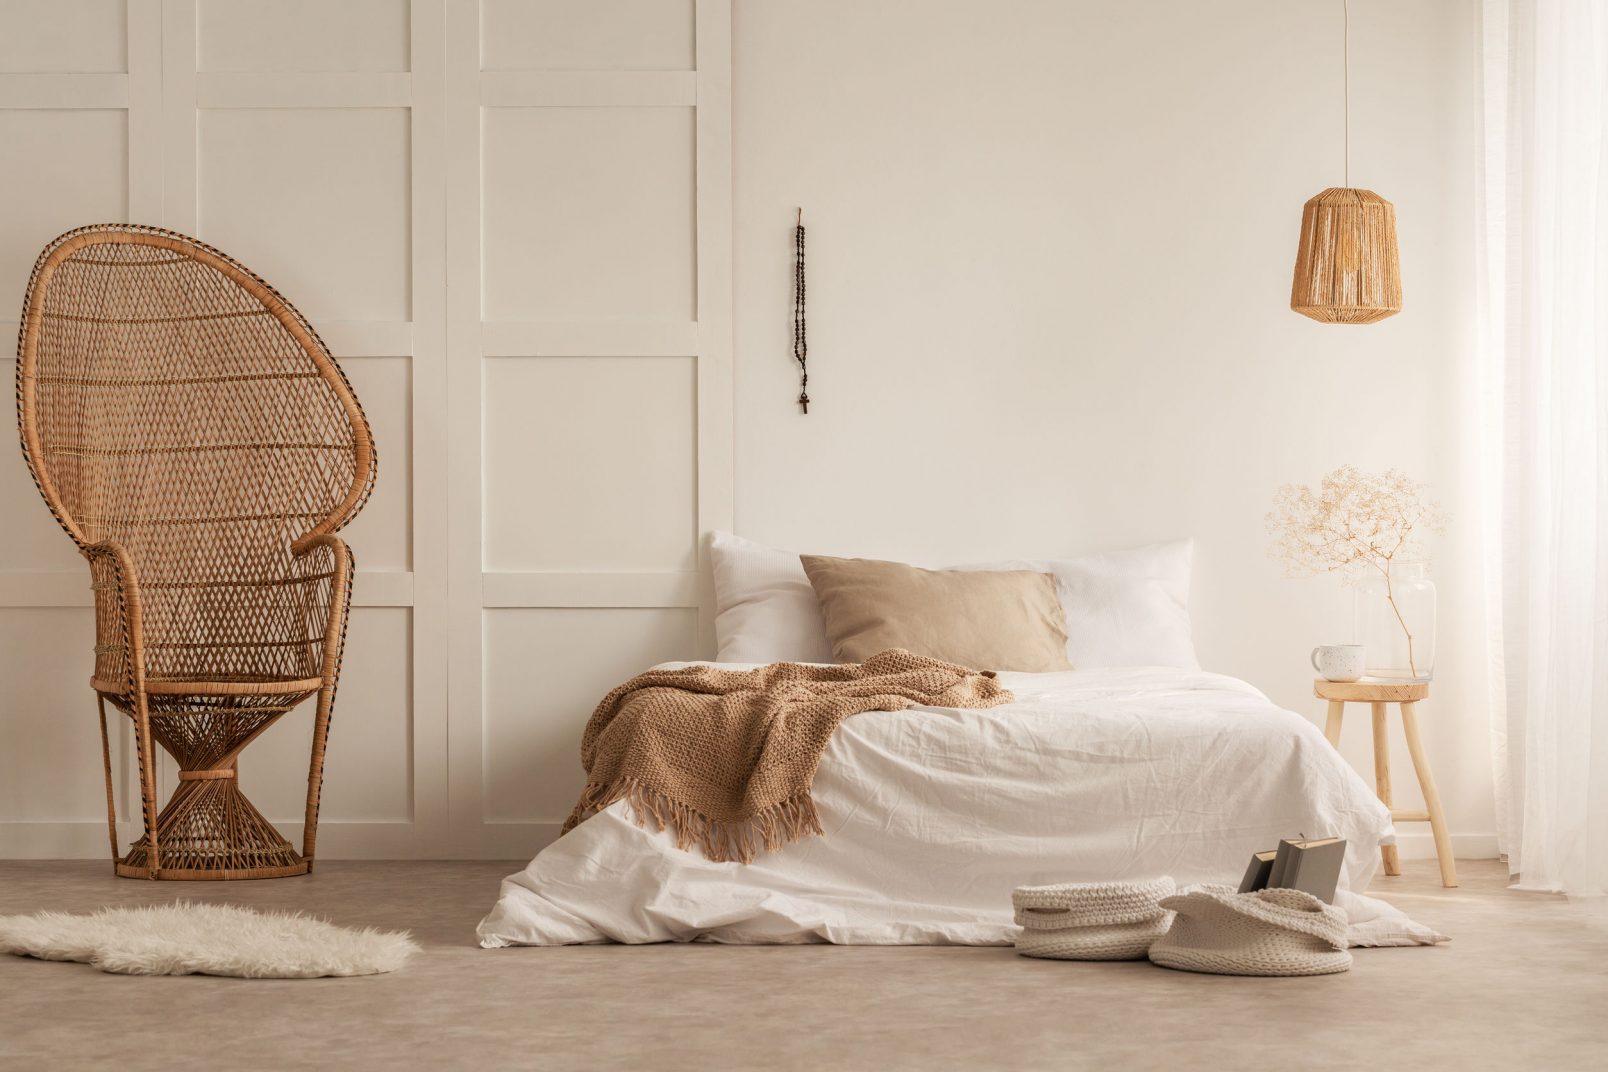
xmin=1371 ymin=701 xmax=1401 ymax=876
xmin=1324 ymin=700 xmax=1344 ymax=747
xmin=1400 ymin=701 xmax=1457 ymax=887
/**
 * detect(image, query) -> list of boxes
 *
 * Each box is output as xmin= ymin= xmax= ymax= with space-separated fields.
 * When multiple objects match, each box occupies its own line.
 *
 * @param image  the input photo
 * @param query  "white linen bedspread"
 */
xmin=478 ymin=666 xmax=1398 ymax=947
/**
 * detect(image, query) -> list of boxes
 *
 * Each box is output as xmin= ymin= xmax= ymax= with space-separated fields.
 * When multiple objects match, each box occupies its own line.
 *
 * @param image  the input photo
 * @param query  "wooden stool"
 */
xmin=1314 ymin=679 xmax=1457 ymax=888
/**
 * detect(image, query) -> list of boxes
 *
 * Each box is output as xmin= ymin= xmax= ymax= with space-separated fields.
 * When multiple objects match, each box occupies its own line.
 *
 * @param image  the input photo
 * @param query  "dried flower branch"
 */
xmin=1266 ymin=466 xmax=1445 ymax=676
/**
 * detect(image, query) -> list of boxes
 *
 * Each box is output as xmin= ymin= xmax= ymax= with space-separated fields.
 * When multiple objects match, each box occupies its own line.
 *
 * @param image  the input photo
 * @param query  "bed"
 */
xmin=477 ymin=663 xmax=1396 ymax=947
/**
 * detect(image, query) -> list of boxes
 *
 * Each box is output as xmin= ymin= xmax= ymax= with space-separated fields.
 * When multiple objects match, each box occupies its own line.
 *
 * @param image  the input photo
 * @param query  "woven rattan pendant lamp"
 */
xmin=1290 ymin=0 xmax=1401 ymax=323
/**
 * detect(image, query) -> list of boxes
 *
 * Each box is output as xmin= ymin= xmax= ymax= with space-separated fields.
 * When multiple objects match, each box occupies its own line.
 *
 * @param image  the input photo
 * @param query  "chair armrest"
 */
xmin=292 ymin=534 xmax=355 ymax=680
xmin=293 ymin=533 xmax=354 ymax=585
xmin=293 ymin=532 xmax=351 ymax=560
xmin=81 ymin=540 xmax=146 ymax=696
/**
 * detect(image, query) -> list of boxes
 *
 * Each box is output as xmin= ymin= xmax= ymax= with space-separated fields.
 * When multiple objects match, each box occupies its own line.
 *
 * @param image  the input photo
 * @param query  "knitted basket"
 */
xmin=1148 ymin=884 xmax=1352 ymax=977
xmin=1012 ymin=877 xmax=1176 ymax=961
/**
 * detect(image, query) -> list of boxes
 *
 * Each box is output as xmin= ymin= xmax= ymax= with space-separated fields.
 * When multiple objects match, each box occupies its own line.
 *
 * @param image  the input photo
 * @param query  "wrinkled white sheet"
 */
xmin=478 ymin=666 xmax=1407 ymax=948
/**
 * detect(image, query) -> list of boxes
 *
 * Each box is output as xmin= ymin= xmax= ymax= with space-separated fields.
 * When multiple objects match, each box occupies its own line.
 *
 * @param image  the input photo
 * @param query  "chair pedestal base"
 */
xmin=114 ymin=859 xmax=309 ymax=881
xmin=105 ymin=692 xmax=324 ymax=881
xmin=116 ymin=767 xmax=310 ymax=881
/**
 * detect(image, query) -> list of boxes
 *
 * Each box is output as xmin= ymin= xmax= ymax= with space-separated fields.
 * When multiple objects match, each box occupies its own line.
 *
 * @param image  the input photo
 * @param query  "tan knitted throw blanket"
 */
xmin=562 ymin=649 xmax=1013 ymax=863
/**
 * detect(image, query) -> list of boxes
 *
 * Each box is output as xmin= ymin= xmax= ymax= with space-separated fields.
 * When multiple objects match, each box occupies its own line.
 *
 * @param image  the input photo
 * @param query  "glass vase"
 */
xmin=1352 ymin=562 xmax=1436 ymax=681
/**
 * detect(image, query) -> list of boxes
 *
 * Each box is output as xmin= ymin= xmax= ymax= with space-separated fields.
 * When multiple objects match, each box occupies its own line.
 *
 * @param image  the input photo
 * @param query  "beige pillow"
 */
xmin=799 ymin=555 xmax=1072 ymax=672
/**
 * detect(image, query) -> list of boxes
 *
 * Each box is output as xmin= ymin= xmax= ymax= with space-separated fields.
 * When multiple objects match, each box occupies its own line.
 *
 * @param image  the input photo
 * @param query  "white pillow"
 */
xmin=951 ymin=542 xmax=1198 ymax=671
xmin=708 ymin=531 xmax=1198 ymax=669
xmin=709 ymin=531 xmax=835 ymax=664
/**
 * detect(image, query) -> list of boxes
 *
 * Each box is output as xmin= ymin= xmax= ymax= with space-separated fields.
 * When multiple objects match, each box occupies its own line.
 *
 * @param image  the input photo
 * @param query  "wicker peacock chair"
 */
xmin=15 ymin=224 xmax=376 ymax=880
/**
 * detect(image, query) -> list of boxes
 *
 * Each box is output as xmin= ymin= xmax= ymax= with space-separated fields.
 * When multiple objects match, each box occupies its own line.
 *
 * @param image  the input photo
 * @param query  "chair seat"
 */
xmin=92 ymin=674 xmax=324 ymax=697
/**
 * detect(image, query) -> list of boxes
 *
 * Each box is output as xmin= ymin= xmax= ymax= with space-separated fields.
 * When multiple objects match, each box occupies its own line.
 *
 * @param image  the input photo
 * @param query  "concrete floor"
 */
xmin=0 ymin=859 xmax=1604 ymax=1071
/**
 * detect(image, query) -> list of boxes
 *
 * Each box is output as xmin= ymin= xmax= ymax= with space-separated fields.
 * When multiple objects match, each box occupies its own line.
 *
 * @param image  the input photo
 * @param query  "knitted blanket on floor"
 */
xmin=562 ymin=649 xmax=1013 ymax=863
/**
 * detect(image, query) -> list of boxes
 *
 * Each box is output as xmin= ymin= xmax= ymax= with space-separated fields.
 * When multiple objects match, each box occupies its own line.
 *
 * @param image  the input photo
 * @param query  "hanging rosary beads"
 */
xmin=793 ymin=208 xmax=809 ymax=414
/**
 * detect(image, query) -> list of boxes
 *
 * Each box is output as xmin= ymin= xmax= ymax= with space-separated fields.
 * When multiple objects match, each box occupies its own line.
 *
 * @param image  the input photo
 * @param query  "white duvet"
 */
xmin=478 ymin=666 xmax=1408 ymax=948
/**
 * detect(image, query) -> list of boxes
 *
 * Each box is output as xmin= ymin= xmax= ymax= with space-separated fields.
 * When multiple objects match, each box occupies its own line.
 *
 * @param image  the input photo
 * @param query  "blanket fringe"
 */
xmin=563 ymin=777 xmax=824 ymax=865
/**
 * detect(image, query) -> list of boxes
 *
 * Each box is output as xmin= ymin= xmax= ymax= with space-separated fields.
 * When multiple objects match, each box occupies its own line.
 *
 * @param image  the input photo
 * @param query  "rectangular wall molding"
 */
xmin=480 ymin=320 xmax=699 ymax=358
xmin=0 ymin=0 xmax=732 ymax=862
xmin=196 ymin=72 xmax=413 ymax=109
xmin=482 ymin=572 xmax=699 ymax=609
xmin=480 ymin=70 xmax=698 ymax=108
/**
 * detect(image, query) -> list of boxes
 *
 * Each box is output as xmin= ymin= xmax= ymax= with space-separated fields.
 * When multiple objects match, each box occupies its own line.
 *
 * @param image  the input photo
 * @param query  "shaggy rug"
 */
xmin=0 ymin=903 xmax=418 ymax=978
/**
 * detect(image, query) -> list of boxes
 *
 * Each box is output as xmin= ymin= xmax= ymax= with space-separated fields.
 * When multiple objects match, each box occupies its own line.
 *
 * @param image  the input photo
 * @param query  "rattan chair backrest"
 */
xmin=15 ymin=224 xmax=375 ymax=682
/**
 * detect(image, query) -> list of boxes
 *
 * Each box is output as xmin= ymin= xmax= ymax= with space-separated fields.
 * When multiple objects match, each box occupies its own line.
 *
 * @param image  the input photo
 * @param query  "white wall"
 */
xmin=0 ymin=0 xmax=1493 ymax=861
xmin=0 ymin=0 xmax=733 ymax=861
xmin=731 ymin=0 xmax=1493 ymax=857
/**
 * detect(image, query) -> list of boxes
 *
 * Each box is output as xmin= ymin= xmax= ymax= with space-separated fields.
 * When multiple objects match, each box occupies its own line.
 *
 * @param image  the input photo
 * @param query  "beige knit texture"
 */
xmin=1012 ymin=877 xmax=1177 ymax=927
xmin=1011 ymin=878 xmax=1176 ymax=961
xmin=1014 ymin=916 xmax=1174 ymax=961
xmin=562 ymin=649 xmax=1012 ymax=864
xmin=1148 ymin=884 xmax=1353 ymax=977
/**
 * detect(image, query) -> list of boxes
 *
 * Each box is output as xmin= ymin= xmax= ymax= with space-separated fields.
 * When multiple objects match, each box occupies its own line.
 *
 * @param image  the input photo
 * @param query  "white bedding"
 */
xmin=478 ymin=666 xmax=1402 ymax=948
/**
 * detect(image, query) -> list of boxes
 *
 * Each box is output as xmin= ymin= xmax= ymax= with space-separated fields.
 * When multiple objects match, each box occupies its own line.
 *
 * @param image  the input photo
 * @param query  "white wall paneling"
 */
xmin=446 ymin=0 xmax=732 ymax=857
xmin=0 ymin=0 xmax=733 ymax=859
xmin=1 ymin=0 xmax=161 ymax=860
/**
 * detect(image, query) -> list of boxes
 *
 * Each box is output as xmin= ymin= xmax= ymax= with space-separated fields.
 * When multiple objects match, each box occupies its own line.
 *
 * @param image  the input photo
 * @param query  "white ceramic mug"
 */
xmin=1311 ymin=644 xmax=1365 ymax=682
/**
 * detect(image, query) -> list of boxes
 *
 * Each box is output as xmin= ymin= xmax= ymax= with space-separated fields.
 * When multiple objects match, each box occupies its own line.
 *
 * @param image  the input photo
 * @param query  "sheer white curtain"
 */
xmin=1479 ymin=0 xmax=1608 ymax=896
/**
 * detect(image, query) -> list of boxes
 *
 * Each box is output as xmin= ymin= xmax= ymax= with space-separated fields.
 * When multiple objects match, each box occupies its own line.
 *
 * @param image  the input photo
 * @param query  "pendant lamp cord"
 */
xmin=1343 ymin=0 xmax=1350 ymax=188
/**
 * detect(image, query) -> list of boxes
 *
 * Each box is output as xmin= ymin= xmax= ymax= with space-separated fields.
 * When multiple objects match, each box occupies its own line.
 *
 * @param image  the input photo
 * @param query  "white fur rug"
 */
xmin=0 ymin=903 xmax=419 ymax=978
